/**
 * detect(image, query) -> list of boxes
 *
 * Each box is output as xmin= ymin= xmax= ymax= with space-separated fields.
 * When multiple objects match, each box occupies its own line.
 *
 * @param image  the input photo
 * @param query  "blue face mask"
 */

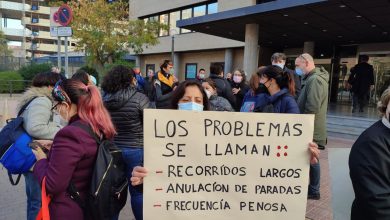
xmin=178 ymin=102 xmax=204 ymax=112
xmin=295 ymin=68 xmax=304 ymax=76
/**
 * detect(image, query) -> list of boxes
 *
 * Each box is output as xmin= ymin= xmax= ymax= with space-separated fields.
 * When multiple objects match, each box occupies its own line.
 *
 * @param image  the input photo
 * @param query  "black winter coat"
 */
xmin=209 ymin=74 xmax=236 ymax=107
xmin=348 ymin=62 xmax=374 ymax=96
xmin=231 ymin=82 xmax=250 ymax=112
xmin=103 ymin=87 xmax=150 ymax=148
xmin=349 ymin=119 xmax=390 ymax=220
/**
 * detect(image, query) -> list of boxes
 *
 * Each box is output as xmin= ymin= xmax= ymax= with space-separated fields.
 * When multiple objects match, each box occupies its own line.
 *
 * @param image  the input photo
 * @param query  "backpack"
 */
xmin=0 ymin=97 xmax=38 ymax=185
xmin=67 ymin=122 xmax=128 ymax=220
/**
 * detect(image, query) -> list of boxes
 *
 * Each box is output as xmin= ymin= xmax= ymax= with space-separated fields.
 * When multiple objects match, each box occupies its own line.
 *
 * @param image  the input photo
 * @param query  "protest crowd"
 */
xmin=1 ymin=51 xmax=390 ymax=220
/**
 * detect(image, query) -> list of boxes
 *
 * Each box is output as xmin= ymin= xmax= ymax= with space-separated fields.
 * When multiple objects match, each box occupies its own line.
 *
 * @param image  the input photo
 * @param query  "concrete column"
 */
xmin=0 ymin=12 xmax=3 ymax=30
xmin=243 ymin=23 xmax=259 ymax=77
xmin=135 ymin=55 xmax=141 ymax=67
xmin=21 ymin=0 xmax=27 ymax=64
xmin=224 ymin=48 xmax=233 ymax=75
xmin=303 ymin=41 xmax=315 ymax=56
xmin=174 ymin=53 xmax=181 ymax=81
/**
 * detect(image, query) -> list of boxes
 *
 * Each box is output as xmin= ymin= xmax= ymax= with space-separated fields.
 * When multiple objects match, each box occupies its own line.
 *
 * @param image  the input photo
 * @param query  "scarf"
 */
xmin=158 ymin=71 xmax=174 ymax=88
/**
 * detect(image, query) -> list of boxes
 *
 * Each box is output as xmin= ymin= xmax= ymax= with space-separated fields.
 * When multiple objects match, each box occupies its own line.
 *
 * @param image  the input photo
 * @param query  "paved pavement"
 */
xmin=0 ymin=136 xmax=355 ymax=220
xmin=0 ymin=169 xmax=134 ymax=220
xmin=0 ymin=95 xmax=357 ymax=220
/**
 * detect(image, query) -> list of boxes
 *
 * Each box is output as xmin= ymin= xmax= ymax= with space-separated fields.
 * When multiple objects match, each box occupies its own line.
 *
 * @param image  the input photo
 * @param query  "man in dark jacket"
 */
xmin=348 ymin=55 xmax=374 ymax=113
xmin=271 ymin=52 xmax=301 ymax=99
xmin=196 ymin=68 xmax=207 ymax=83
xmin=209 ymin=63 xmax=236 ymax=106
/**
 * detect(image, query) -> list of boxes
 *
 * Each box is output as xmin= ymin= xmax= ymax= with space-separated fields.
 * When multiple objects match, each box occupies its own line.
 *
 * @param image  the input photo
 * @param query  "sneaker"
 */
xmin=308 ymin=194 xmax=320 ymax=200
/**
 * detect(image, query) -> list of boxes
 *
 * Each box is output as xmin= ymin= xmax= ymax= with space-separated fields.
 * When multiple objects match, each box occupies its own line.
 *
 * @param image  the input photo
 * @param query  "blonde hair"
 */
xmin=378 ymin=87 xmax=390 ymax=116
xmin=298 ymin=53 xmax=314 ymax=63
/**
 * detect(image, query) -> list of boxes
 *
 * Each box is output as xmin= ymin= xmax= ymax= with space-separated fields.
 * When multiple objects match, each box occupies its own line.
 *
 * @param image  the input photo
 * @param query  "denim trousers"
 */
xmin=121 ymin=147 xmax=144 ymax=220
xmin=24 ymin=172 xmax=41 ymax=220
xmin=308 ymin=162 xmax=321 ymax=195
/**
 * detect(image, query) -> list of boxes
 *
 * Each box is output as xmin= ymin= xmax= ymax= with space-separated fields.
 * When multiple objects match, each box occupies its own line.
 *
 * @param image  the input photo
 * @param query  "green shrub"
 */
xmin=18 ymin=63 xmax=52 ymax=81
xmin=102 ymin=60 xmax=135 ymax=84
xmin=0 ymin=71 xmax=25 ymax=93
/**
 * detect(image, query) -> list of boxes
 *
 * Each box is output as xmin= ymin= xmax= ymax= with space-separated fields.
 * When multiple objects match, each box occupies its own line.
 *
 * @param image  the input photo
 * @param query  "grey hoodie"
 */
xmin=18 ymin=87 xmax=63 ymax=140
xmin=297 ymin=66 xmax=329 ymax=146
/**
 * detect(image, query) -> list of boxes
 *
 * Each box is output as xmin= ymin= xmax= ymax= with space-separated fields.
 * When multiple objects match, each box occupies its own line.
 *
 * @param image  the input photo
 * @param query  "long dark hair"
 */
xmin=261 ymin=65 xmax=295 ymax=96
xmin=170 ymin=80 xmax=210 ymax=111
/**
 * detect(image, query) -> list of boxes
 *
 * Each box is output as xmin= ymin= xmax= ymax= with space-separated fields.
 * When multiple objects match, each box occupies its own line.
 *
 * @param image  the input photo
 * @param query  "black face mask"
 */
xmin=256 ymin=83 xmax=268 ymax=95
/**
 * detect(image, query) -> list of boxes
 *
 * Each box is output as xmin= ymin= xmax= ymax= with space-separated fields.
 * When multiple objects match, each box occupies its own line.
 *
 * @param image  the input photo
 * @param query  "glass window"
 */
xmin=31 ymin=2 xmax=39 ymax=11
xmin=149 ymin=16 xmax=158 ymax=22
xmin=257 ymin=0 xmax=275 ymax=4
xmin=169 ymin=11 xmax=180 ymax=35
xmin=207 ymin=3 xmax=218 ymax=14
xmin=181 ymin=8 xmax=192 ymax=34
xmin=7 ymin=18 xmax=24 ymax=29
xmin=8 ymin=41 xmax=22 ymax=47
xmin=148 ymin=16 xmax=159 ymax=36
xmin=185 ymin=63 xmax=197 ymax=79
xmin=31 ymin=17 xmax=39 ymax=24
xmin=159 ymin=14 xmax=169 ymax=36
xmin=194 ymin=5 xmax=206 ymax=17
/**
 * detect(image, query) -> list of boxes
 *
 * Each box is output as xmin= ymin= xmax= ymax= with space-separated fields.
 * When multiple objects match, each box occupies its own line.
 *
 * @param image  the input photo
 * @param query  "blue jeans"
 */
xmin=24 ymin=172 xmax=41 ymax=220
xmin=121 ymin=147 xmax=144 ymax=220
xmin=308 ymin=162 xmax=320 ymax=195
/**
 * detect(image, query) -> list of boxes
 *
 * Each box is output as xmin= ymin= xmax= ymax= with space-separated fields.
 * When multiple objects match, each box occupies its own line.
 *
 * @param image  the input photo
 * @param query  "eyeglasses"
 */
xmin=51 ymin=102 xmax=59 ymax=111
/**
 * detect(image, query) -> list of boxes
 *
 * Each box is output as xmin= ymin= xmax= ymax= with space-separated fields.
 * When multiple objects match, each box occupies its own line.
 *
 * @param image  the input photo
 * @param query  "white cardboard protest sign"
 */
xmin=144 ymin=109 xmax=314 ymax=220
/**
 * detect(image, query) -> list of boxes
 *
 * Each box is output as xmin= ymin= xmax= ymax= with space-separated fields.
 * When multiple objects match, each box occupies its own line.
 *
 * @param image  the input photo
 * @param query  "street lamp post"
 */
xmin=170 ymin=29 xmax=177 ymax=64
xmin=30 ymin=34 xmax=35 ymax=64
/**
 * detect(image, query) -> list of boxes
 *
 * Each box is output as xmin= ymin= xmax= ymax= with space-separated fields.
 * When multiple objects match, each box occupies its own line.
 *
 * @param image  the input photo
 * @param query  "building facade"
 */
xmin=129 ymin=0 xmax=258 ymax=81
xmin=130 ymin=0 xmax=390 ymax=105
xmin=0 ymin=0 xmax=76 ymax=61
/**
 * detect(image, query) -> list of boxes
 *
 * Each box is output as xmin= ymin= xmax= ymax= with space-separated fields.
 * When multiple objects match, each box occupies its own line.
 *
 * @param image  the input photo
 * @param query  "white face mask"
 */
xmin=274 ymin=63 xmax=285 ymax=69
xmin=233 ymin=75 xmax=243 ymax=83
xmin=204 ymin=89 xmax=212 ymax=99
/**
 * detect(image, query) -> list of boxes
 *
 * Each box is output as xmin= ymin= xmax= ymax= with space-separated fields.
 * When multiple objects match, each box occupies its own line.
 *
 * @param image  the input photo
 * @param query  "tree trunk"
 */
xmin=94 ymin=61 xmax=105 ymax=86
xmin=107 ymin=55 xmax=113 ymax=64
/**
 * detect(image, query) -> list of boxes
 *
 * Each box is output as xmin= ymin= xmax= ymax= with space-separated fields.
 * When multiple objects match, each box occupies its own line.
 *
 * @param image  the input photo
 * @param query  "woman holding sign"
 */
xmin=171 ymin=80 xmax=210 ymax=111
xmin=130 ymin=80 xmax=320 ymax=203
